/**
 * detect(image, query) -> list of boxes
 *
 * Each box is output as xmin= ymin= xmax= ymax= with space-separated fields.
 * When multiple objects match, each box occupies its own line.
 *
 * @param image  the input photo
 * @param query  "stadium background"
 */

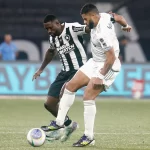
xmin=0 ymin=0 xmax=150 ymax=97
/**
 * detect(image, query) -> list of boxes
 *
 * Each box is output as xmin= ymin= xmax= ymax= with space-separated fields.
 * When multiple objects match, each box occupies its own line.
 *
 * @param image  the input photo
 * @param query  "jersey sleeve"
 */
xmin=101 ymin=13 xmax=115 ymax=23
xmin=72 ymin=22 xmax=86 ymax=35
xmin=99 ymin=13 xmax=115 ymax=51
xmin=49 ymin=36 xmax=55 ymax=49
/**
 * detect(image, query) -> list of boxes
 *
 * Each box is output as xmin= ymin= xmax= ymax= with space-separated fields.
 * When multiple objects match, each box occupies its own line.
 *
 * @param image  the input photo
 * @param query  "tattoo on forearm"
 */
xmin=101 ymin=63 xmax=113 ymax=76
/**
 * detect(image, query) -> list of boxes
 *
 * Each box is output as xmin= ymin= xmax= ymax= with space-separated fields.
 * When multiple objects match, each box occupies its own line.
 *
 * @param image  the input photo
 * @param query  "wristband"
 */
xmin=121 ymin=24 xmax=129 ymax=30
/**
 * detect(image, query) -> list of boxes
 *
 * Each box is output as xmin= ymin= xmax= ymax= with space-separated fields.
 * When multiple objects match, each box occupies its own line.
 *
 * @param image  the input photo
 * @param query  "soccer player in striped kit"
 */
xmin=32 ymin=14 xmax=90 ymax=141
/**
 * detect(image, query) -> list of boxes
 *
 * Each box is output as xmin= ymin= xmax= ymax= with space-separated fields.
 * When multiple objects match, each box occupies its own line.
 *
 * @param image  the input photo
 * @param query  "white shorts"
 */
xmin=79 ymin=58 xmax=121 ymax=90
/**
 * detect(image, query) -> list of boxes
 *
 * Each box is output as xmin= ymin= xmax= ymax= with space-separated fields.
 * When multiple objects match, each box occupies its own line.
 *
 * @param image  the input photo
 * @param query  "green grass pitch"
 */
xmin=0 ymin=98 xmax=150 ymax=150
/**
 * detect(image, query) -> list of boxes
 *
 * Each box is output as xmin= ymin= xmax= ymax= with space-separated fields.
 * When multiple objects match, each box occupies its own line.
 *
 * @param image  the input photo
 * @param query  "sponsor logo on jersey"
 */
xmin=107 ymin=22 xmax=112 ymax=29
xmin=72 ymin=26 xmax=84 ymax=32
xmin=100 ymin=38 xmax=104 ymax=42
xmin=57 ymin=44 xmax=75 ymax=54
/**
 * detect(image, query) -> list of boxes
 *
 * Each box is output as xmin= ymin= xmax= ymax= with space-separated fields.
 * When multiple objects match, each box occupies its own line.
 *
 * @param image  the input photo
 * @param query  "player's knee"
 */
xmin=59 ymin=82 xmax=67 ymax=99
xmin=44 ymin=102 xmax=54 ymax=112
xmin=65 ymin=81 xmax=78 ymax=92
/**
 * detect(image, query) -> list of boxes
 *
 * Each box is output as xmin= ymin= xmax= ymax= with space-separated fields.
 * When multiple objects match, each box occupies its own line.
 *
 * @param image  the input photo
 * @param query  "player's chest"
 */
xmin=55 ymin=36 xmax=75 ymax=54
xmin=90 ymin=30 xmax=102 ymax=47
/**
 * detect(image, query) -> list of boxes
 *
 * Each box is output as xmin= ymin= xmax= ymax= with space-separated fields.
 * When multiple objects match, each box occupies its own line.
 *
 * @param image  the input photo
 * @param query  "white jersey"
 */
xmin=49 ymin=22 xmax=87 ymax=71
xmin=90 ymin=13 xmax=120 ymax=62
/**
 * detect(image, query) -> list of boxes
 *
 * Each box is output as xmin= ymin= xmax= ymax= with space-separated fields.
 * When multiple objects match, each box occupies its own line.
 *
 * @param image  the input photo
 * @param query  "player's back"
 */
xmin=90 ymin=13 xmax=119 ymax=62
xmin=49 ymin=22 xmax=87 ymax=71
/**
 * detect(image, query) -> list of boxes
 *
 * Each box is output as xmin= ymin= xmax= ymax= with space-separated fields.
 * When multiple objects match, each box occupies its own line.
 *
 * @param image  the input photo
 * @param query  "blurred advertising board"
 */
xmin=0 ymin=62 xmax=150 ymax=97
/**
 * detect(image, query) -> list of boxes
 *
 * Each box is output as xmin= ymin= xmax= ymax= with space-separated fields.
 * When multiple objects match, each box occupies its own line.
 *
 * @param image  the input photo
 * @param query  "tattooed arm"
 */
xmin=100 ymin=48 xmax=116 ymax=76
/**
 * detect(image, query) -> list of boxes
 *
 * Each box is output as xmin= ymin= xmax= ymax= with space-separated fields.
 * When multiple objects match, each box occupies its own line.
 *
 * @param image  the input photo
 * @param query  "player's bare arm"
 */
xmin=32 ymin=48 xmax=56 ymax=81
xmin=100 ymin=48 xmax=116 ymax=75
xmin=109 ymin=12 xmax=132 ymax=32
xmin=92 ymin=48 xmax=116 ymax=88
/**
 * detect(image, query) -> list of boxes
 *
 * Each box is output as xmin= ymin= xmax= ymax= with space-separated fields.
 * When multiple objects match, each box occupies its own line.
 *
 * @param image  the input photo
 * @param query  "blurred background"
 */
xmin=0 ymin=0 xmax=149 ymax=98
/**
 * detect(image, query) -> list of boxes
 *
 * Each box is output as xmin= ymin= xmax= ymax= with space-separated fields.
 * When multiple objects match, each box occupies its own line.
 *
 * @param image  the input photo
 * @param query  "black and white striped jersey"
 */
xmin=49 ymin=22 xmax=87 ymax=71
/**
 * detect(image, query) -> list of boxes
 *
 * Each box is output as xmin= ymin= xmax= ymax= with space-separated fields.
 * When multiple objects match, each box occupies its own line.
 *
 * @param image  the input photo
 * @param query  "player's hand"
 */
xmin=92 ymin=77 xmax=104 ymax=90
xmin=32 ymin=69 xmax=43 ymax=81
xmin=121 ymin=24 xmax=132 ymax=32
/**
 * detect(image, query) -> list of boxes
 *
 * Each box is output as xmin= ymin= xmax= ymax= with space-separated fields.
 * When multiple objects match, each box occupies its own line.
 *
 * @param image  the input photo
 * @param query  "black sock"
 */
xmin=64 ymin=116 xmax=72 ymax=126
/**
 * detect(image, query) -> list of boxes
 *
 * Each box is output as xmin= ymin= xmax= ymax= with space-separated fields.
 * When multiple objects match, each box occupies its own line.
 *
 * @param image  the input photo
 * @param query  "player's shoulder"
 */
xmin=65 ymin=22 xmax=85 ymax=32
xmin=65 ymin=22 xmax=81 ymax=27
xmin=100 ymin=13 xmax=111 ymax=19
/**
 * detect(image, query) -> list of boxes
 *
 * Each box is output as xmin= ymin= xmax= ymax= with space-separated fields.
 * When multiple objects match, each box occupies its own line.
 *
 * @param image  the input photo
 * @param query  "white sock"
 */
xmin=84 ymin=100 xmax=96 ymax=139
xmin=56 ymin=88 xmax=75 ymax=126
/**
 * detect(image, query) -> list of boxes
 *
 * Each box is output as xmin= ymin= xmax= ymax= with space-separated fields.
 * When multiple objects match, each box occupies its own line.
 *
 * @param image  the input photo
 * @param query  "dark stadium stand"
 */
xmin=0 ymin=0 xmax=150 ymax=60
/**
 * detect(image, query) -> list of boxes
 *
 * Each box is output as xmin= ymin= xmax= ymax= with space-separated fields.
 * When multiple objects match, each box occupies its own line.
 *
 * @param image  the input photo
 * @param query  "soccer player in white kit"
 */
xmin=48 ymin=3 xmax=132 ymax=147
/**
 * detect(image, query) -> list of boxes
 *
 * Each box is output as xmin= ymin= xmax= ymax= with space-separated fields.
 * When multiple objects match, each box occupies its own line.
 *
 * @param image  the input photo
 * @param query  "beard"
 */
xmin=88 ymin=20 xmax=95 ymax=29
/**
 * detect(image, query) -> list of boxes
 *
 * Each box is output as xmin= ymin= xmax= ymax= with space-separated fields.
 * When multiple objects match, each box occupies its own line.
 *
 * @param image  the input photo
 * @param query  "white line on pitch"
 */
xmin=94 ymin=133 xmax=150 ymax=135
xmin=0 ymin=131 xmax=150 ymax=135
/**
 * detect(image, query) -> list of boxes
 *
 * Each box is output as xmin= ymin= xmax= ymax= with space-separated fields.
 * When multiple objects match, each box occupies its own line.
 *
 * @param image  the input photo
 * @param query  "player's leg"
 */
xmin=44 ymin=81 xmax=67 ymax=117
xmin=46 ymin=70 xmax=90 ymax=141
xmin=44 ymin=96 xmax=59 ymax=117
xmin=56 ymin=70 xmax=90 ymax=127
xmin=56 ymin=58 xmax=94 ymax=127
xmin=73 ymin=59 xmax=121 ymax=147
xmin=47 ymin=59 xmax=93 ymax=142
xmin=73 ymin=78 xmax=104 ymax=147
xmin=41 ymin=71 xmax=73 ymax=131
xmin=57 ymin=70 xmax=90 ymax=142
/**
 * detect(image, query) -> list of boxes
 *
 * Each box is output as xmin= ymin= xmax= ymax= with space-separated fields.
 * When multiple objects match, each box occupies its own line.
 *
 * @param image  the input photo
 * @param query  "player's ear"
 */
xmin=55 ymin=20 xmax=60 ymax=25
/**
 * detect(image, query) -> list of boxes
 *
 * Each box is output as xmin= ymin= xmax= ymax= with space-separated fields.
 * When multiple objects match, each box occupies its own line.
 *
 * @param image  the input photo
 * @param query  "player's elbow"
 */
xmin=114 ymin=14 xmax=124 ymax=23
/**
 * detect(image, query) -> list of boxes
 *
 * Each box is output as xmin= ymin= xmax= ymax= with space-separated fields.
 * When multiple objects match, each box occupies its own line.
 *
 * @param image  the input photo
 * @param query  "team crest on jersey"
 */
xmin=103 ymin=43 xmax=107 ymax=47
xmin=107 ymin=22 xmax=112 ymax=29
xmin=100 ymin=38 xmax=104 ymax=42
xmin=65 ymin=35 xmax=70 ymax=41
xmin=72 ymin=26 xmax=84 ymax=32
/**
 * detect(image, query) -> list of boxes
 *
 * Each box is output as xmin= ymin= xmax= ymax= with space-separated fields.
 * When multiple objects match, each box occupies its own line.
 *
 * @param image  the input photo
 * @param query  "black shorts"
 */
xmin=48 ymin=70 xmax=77 ymax=98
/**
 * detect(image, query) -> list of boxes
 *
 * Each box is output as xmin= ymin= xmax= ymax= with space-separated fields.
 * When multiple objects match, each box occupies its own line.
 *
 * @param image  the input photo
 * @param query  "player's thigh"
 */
xmin=66 ymin=70 xmax=90 ymax=92
xmin=66 ymin=58 xmax=94 ymax=92
xmin=83 ymin=78 xmax=104 ymax=100
xmin=48 ymin=71 xmax=69 ymax=99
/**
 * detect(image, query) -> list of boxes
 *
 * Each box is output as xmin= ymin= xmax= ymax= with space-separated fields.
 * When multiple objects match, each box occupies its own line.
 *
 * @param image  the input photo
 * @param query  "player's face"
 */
xmin=44 ymin=20 xmax=61 ymax=37
xmin=81 ymin=13 xmax=95 ymax=29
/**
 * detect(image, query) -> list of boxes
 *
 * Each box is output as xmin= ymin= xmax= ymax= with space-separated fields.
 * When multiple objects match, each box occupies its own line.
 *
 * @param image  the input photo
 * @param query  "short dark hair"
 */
xmin=80 ymin=3 xmax=99 ymax=14
xmin=43 ymin=14 xmax=57 ymax=23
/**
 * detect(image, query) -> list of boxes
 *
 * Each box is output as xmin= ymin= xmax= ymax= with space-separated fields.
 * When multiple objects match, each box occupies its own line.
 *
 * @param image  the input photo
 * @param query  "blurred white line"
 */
xmin=95 ymin=133 xmax=150 ymax=135
xmin=1 ymin=131 xmax=150 ymax=135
